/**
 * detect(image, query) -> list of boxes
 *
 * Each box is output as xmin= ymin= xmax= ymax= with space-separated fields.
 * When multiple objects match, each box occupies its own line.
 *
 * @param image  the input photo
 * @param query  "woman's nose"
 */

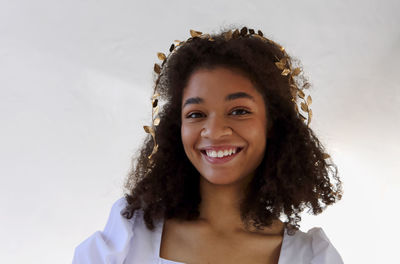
xmin=200 ymin=116 xmax=232 ymax=139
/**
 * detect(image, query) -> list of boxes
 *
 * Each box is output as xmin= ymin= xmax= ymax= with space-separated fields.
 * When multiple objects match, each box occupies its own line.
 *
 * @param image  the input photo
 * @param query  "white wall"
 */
xmin=0 ymin=0 xmax=399 ymax=263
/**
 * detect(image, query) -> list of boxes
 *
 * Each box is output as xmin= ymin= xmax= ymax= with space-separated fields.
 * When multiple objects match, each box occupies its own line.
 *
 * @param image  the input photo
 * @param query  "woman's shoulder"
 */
xmin=72 ymin=198 xmax=146 ymax=264
xmin=279 ymin=226 xmax=343 ymax=264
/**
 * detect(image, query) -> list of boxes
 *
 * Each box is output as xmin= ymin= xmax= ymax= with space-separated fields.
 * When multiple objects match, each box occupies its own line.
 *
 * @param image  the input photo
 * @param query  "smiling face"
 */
xmin=181 ymin=67 xmax=268 ymax=186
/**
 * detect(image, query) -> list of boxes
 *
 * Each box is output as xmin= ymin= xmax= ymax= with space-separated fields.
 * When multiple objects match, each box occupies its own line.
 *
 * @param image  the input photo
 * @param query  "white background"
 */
xmin=1 ymin=0 xmax=399 ymax=263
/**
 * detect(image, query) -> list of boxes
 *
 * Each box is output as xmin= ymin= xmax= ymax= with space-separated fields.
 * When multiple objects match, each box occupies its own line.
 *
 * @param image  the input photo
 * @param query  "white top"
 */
xmin=73 ymin=198 xmax=343 ymax=264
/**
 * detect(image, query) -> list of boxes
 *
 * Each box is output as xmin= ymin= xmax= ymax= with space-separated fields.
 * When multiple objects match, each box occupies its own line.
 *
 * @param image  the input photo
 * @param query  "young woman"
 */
xmin=73 ymin=27 xmax=343 ymax=264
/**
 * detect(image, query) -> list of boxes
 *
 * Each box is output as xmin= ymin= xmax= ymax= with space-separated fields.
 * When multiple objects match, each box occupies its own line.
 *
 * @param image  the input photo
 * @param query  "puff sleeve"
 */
xmin=72 ymin=198 xmax=134 ymax=264
xmin=309 ymin=228 xmax=343 ymax=264
xmin=278 ymin=227 xmax=343 ymax=264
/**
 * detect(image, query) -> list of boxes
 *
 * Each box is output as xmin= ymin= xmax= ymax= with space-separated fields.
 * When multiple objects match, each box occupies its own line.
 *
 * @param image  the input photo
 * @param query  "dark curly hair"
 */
xmin=122 ymin=26 xmax=342 ymax=232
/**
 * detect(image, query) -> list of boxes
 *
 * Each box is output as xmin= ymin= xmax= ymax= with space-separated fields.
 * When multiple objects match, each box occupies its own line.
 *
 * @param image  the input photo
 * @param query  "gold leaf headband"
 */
xmin=144 ymin=27 xmax=315 ymax=163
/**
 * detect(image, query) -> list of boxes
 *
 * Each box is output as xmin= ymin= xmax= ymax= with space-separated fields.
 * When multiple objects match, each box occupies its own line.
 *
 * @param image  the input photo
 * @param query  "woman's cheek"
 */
xmin=181 ymin=125 xmax=196 ymax=150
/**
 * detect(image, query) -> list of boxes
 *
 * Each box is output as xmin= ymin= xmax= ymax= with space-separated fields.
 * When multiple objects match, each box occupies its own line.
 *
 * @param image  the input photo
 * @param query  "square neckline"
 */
xmin=155 ymin=217 xmax=289 ymax=264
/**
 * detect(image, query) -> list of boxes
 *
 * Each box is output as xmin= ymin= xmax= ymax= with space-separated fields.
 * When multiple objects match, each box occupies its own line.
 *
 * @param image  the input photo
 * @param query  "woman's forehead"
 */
xmin=182 ymin=67 xmax=261 ymax=100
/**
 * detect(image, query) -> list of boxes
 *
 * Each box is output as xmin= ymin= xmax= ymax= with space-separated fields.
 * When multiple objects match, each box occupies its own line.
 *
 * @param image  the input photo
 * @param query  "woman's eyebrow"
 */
xmin=182 ymin=92 xmax=255 ymax=108
xmin=226 ymin=92 xmax=255 ymax=102
xmin=182 ymin=97 xmax=204 ymax=108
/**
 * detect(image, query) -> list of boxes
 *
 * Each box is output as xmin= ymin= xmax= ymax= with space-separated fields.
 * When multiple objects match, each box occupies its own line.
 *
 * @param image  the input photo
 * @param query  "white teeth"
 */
xmin=205 ymin=150 xmax=218 ymax=157
xmin=205 ymin=148 xmax=239 ymax=158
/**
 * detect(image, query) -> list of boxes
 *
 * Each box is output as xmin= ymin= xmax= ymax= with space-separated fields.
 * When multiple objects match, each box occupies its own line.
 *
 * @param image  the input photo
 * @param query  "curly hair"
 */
xmin=122 ymin=27 xmax=342 ymax=232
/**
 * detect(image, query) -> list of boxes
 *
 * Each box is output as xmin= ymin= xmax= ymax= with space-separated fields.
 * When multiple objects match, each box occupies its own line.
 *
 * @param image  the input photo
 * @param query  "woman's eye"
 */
xmin=186 ymin=112 xmax=204 ymax=119
xmin=231 ymin=108 xmax=251 ymax=116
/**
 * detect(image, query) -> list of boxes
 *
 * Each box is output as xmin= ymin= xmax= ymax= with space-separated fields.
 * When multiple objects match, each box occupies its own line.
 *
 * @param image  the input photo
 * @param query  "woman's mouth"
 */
xmin=200 ymin=147 xmax=243 ymax=164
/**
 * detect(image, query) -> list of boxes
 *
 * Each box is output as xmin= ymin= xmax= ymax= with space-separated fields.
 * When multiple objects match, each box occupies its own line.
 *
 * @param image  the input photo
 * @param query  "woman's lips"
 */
xmin=200 ymin=148 xmax=243 ymax=164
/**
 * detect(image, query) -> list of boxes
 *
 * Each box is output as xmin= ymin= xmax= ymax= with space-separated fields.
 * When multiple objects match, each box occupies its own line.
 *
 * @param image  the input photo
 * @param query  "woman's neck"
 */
xmin=198 ymin=176 xmax=284 ymax=236
xmin=198 ymin=177 xmax=244 ymax=233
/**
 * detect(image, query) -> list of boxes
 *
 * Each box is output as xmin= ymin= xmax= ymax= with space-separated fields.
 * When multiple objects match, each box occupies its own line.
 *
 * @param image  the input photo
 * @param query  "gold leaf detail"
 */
xmin=290 ymin=88 xmax=297 ymax=99
xmin=275 ymin=61 xmax=285 ymax=70
xmin=299 ymin=113 xmax=306 ymax=121
xmin=323 ymin=153 xmax=331 ymax=159
xmin=307 ymin=114 xmax=311 ymax=126
xmin=232 ymin=29 xmax=240 ymax=38
xmin=152 ymin=92 xmax=160 ymax=99
xmin=240 ymin=27 xmax=248 ymax=36
xmin=149 ymin=128 xmax=155 ymax=138
xmin=275 ymin=58 xmax=287 ymax=70
xmin=154 ymin=63 xmax=161 ymax=74
xmin=300 ymin=102 xmax=308 ymax=112
xmin=308 ymin=109 xmax=313 ymax=122
xmin=190 ymin=29 xmax=202 ymax=37
xmin=223 ymin=30 xmax=233 ymax=40
xmin=281 ymin=69 xmax=290 ymax=76
xmin=143 ymin=125 xmax=152 ymax=134
xmin=290 ymin=84 xmax=298 ymax=95
xmin=157 ymin=52 xmax=166 ymax=61
xmin=148 ymin=144 xmax=159 ymax=159
xmin=152 ymin=99 xmax=158 ymax=108
xmin=292 ymin=67 xmax=301 ymax=76
xmin=307 ymin=95 xmax=312 ymax=105
xmin=303 ymin=82 xmax=311 ymax=89
xmin=252 ymin=34 xmax=267 ymax=41
xmin=153 ymin=117 xmax=160 ymax=126
xmin=153 ymin=105 xmax=159 ymax=116
xmin=298 ymin=89 xmax=305 ymax=99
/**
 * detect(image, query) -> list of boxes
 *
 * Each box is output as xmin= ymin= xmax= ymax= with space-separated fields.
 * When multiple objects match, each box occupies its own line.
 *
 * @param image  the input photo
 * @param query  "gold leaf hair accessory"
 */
xmin=144 ymin=27 xmax=315 ymax=165
xmin=143 ymin=91 xmax=160 ymax=164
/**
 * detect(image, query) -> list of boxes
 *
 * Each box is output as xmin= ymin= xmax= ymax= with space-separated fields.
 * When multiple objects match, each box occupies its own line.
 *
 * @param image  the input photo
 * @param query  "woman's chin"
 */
xmin=200 ymin=174 xmax=249 ymax=186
